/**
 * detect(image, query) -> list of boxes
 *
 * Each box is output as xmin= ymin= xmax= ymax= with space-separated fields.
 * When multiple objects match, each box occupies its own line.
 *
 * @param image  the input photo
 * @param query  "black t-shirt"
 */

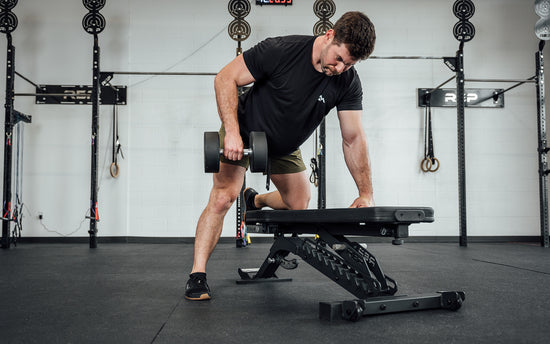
xmin=239 ymin=35 xmax=363 ymax=156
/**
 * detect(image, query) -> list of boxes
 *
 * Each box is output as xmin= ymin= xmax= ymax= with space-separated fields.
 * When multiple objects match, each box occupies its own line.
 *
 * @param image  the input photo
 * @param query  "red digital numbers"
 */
xmin=257 ymin=0 xmax=292 ymax=5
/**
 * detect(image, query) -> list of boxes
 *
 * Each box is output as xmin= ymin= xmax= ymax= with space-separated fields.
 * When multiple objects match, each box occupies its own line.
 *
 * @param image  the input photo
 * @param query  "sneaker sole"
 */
xmin=185 ymin=293 xmax=211 ymax=301
xmin=243 ymin=187 xmax=257 ymax=214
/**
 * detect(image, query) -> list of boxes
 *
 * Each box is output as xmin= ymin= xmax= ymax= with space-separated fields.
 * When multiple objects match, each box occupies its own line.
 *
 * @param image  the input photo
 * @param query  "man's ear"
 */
xmin=324 ymin=29 xmax=335 ymax=42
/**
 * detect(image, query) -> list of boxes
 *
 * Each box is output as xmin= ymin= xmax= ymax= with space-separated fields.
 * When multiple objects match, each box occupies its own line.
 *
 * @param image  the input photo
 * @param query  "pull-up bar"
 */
xmin=102 ymin=71 xmax=217 ymax=76
xmin=369 ymin=56 xmax=449 ymax=60
xmin=465 ymin=78 xmax=536 ymax=83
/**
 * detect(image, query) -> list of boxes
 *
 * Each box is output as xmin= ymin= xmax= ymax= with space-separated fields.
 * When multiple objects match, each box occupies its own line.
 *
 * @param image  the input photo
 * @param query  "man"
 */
xmin=185 ymin=11 xmax=376 ymax=301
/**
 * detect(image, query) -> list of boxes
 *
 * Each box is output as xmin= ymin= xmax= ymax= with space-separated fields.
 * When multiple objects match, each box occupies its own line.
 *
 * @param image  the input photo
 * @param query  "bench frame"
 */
xmin=237 ymin=207 xmax=465 ymax=321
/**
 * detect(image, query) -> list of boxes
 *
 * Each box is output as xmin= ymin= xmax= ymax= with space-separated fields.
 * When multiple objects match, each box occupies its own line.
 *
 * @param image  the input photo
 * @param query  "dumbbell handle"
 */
xmin=219 ymin=148 xmax=252 ymax=156
xmin=204 ymin=131 xmax=267 ymax=173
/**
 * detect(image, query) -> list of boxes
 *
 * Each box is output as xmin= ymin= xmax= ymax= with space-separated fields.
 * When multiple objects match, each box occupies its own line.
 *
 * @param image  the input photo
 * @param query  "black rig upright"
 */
xmin=82 ymin=0 xmax=106 ymax=248
xmin=313 ymin=0 xmax=335 ymax=210
xmin=535 ymin=1 xmax=550 ymax=247
xmin=452 ymin=0 xmax=475 ymax=247
xmin=1 ymin=31 xmax=14 ymax=249
xmin=536 ymin=41 xmax=550 ymax=248
xmin=317 ymin=121 xmax=326 ymax=209
xmin=455 ymin=44 xmax=467 ymax=247
xmin=227 ymin=0 xmax=252 ymax=247
xmin=1 ymin=0 xmax=30 ymax=249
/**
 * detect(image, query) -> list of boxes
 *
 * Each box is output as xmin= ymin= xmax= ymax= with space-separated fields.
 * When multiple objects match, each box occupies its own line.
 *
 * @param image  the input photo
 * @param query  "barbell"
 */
xmin=204 ymin=131 xmax=268 ymax=173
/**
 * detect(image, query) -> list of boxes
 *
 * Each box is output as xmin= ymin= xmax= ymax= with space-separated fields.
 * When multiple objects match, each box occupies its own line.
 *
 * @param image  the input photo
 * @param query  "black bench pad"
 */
xmin=245 ymin=206 xmax=434 ymax=225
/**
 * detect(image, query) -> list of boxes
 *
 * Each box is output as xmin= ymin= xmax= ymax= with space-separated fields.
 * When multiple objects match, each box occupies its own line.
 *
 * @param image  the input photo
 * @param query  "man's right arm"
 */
xmin=214 ymin=54 xmax=255 ymax=161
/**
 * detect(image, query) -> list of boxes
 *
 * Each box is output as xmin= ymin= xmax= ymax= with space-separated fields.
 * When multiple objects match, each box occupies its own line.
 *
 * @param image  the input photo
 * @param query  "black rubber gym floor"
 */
xmin=1 ymin=241 xmax=549 ymax=344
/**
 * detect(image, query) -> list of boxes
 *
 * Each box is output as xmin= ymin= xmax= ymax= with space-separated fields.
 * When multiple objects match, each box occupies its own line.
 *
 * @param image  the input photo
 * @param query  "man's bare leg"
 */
xmin=191 ymin=162 xmax=246 ymax=274
xmin=254 ymin=171 xmax=310 ymax=210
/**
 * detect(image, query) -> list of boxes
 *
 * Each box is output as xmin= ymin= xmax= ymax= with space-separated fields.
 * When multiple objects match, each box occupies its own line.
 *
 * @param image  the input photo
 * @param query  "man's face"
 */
xmin=319 ymin=42 xmax=357 ymax=76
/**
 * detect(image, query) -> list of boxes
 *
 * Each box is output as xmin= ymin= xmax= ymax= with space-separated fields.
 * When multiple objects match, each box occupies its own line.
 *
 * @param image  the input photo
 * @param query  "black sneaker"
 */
xmin=243 ymin=187 xmax=259 ymax=212
xmin=184 ymin=273 xmax=211 ymax=301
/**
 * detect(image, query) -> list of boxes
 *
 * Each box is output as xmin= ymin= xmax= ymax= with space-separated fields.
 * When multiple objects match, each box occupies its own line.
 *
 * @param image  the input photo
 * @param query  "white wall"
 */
xmin=0 ymin=0 xmax=546 ymax=239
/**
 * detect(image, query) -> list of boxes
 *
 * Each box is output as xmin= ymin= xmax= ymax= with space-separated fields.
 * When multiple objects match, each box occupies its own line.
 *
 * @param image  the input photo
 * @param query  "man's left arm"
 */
xmin=337 ymin=110 xmax=374 ymax=208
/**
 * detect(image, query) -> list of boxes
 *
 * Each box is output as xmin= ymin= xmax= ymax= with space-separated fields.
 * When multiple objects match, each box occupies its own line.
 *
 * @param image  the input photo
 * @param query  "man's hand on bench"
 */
xmin=349 ymin=195 xmax=375 ymax=208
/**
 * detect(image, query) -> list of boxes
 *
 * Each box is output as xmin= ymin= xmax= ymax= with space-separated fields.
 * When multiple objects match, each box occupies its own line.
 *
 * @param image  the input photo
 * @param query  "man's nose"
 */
xmin=335 ymin=62 xmax=345 ymax=74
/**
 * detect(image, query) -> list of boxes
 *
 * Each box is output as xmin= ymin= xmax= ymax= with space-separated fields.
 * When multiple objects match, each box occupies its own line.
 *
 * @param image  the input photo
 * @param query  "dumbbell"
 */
xmin=204 ymin=131 xmax=268 ymax=173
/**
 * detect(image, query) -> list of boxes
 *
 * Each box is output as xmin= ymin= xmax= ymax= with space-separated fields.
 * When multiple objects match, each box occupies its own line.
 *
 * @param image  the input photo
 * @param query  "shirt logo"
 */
xmin=317 ymin=95 xmax=326 ymax=104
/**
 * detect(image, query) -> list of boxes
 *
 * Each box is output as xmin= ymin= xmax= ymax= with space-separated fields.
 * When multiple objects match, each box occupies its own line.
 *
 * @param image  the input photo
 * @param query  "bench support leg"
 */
xmin=236 ymin=235 xmax=397 ymax=300
xmin=320 ymin=291 xmax=466 ymax=322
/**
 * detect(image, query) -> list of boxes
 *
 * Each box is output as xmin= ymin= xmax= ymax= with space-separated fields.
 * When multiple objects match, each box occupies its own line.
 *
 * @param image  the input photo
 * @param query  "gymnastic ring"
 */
xmin=430 ymin=157 xmax=440 ymax=172
xmin=421 ymin=157 xmax=432 ymax=172
xmin=110 ymin=162 xmax=119 ymax=178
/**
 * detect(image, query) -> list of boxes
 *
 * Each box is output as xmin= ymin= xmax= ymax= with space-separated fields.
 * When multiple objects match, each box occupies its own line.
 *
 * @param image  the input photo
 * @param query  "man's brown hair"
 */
xmin=332 ymin=11 xmax=376 ymax=60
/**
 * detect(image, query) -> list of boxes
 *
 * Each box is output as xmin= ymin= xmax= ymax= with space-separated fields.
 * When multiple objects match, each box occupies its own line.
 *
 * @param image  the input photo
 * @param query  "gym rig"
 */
xmin=1 ymin=0 xmax=549 ymax=250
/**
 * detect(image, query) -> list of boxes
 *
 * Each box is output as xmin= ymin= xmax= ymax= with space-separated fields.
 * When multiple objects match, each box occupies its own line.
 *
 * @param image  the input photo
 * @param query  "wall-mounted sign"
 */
xmin=417 ymin=88 xmax=504 ymax=108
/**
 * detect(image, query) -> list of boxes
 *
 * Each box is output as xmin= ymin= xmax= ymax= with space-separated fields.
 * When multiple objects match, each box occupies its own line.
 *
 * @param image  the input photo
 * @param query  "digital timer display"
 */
xmin=256 ymin=0 xmax=293 ymax=5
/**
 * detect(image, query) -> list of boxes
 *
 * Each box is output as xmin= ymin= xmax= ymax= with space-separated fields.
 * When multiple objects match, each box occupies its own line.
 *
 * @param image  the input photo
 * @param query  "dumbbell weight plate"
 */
xmin=204 ymin=131 xmax=221 ymax=173
xmin=249 ymin=131 xmax=268 ymax=173
xmin=204 ymin=130 xmax=268 ymax=173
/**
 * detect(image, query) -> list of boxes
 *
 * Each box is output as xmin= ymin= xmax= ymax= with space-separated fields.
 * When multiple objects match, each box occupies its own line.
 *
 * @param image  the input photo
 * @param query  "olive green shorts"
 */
xmin=219 ymin=126 xmax=306 ymax=174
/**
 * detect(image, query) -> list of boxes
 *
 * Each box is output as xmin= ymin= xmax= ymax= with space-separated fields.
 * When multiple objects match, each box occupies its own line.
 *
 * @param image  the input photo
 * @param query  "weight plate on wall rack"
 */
xmin=82 ymin=0 xmax=106 ymax=11
xmin=0 ymin=0 xmax=17 ymax=11
xmin=228 ymin=19 xmax=251 ymax=41
xmin=228 ymin=0 xmax=250 ymax=19
xmin=313 ymin=0 xmax=335 ymax=19
xmin=453 ymin=20 xmax=475 ymax=42
xmin=452 ymin=0 xmax=474 ymax=20
xmin=536 ymin=18 xmax=550 ymax=40
xmin=0 ymin=11 xmax=17 ymax=33
xmin=535 ymin=0 xmax=550 ymax=18
xmin=82 ymin=11 xmax=106 ymax=34
xmin=313 ymin=20 xmax=333 ymax=36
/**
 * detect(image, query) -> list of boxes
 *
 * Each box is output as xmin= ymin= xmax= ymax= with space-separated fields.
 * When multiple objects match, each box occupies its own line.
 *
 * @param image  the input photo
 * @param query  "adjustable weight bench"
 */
xmin=237 ymin=206 xmax=465 ymax=322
